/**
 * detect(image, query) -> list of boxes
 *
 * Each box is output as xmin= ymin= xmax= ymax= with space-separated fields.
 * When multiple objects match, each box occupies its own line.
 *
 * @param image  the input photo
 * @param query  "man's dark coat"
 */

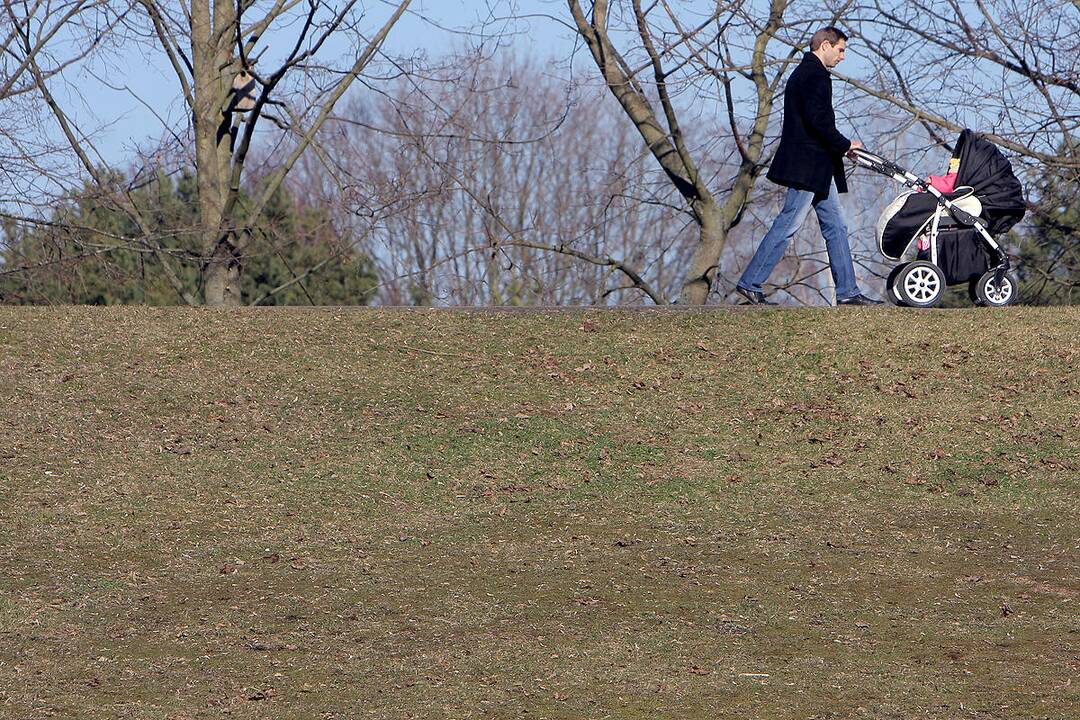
xmin=766 ymin=52 xmax=851 ymax=197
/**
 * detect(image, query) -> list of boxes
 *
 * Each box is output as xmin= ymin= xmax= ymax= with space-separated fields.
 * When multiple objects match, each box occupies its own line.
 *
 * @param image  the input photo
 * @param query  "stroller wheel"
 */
xmin=971 ymin=270 xmax=1019 ymax=307
xmin=894 ymin=261 xmax=945 ymax=308
xmin=886 ymin=263 xmax=911 ymax=306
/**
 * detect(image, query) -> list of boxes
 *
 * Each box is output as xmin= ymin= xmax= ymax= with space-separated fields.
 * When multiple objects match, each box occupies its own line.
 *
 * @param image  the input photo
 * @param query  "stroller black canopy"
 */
xmin=952 ymin=129 xmax=1026 ymax=234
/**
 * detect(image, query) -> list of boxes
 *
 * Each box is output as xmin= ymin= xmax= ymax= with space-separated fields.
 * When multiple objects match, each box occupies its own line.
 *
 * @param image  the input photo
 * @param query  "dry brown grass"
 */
xmin=0 ymin=306 xmax=1077 ymax=719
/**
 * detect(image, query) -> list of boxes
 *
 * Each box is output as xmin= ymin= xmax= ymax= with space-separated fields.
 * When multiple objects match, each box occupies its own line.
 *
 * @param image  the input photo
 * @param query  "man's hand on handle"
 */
xmin=846 ymin=140 xmax=863 ymax=158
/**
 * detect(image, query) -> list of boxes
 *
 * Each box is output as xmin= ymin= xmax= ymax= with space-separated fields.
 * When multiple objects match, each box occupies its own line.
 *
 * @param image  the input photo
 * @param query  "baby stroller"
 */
xmin=849 ymin=130 xmax=1026 ymax=307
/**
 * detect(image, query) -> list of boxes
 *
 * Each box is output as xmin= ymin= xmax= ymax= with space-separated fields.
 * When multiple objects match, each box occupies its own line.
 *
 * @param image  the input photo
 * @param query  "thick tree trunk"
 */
xmin=191 ymin=0 xmax=237 ymax=306
xmin=680 ymin=201 xmax=725 ymax=304
xmin=204 ymin=239 xmax=243 ymax=306
xmin=190 ymin=1 xmax=411 ymax=306
xmin=679 ymin=162 xmax=762 ymax=304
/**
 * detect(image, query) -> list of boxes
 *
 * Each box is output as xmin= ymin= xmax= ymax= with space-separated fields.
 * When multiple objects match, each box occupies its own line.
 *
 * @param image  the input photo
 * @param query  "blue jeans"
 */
xmin=737 ymin=182 xmax=860 ymax=301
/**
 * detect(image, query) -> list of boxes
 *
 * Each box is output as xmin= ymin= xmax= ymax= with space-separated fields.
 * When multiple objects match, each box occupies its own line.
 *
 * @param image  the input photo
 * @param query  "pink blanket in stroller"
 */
xmin=927 ymin=172 xmax=958 ymax=193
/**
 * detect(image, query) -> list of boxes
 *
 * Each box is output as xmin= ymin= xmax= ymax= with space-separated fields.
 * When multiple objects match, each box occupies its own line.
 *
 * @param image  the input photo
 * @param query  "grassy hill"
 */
xmin=0 ymin=307 xmax=1077 ymax=719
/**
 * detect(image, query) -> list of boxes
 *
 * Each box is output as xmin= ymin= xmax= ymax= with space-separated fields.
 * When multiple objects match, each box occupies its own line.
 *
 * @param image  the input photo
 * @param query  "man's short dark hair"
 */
xmin=810 ymin=26 xmax=848 ymax=51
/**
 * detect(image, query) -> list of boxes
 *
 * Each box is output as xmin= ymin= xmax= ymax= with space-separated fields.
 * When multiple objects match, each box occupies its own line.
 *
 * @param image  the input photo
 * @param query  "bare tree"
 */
xmin=563 ymin=0 xmax=800 ymax=304
xmin=301 ymin=55 xmax=691 ymax=305
xmin=180 ymin=0 xmax=413 ymax=305
xmin=845 ymin=0 xmax=1078 ymax=172
xmin=1 ymin=1 xmax=126 ymax=210
xmin=5 ymin=0 xmax=414 ymax=305
xmin=297 ymin=2 xmax=887 ymax=308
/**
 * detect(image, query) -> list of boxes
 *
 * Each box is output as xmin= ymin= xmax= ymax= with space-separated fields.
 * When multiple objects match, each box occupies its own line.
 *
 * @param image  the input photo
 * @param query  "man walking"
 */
xmin=735 ymin=26 xmax=881 ymax=306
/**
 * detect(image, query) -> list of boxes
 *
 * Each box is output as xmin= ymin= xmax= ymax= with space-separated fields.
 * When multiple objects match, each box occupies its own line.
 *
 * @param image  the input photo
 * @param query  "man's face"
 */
xmin=820 ymin=39 xmax=847 ymax=68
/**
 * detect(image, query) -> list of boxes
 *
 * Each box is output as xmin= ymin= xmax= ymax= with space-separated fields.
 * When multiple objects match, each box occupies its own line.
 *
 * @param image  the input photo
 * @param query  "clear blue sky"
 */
xmin=72 ymin=1 xmax=576 ymax=165
xmin=62 ymin=1 xmax=921 ymax=168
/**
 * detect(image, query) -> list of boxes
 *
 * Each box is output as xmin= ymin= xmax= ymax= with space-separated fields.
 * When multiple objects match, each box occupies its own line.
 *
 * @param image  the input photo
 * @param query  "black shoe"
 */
xmin=837 ymin=293 xmax=883 ymax=306
xmin=735 ymin=286 xmax=776 ymax=305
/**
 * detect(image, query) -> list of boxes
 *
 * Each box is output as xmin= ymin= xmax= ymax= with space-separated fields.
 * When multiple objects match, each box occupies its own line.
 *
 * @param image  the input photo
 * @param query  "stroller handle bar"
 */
xmin=848 ymin=146 xmax=971 ymax=219
xmin=847 ymin=148 xmax=927 ymax=189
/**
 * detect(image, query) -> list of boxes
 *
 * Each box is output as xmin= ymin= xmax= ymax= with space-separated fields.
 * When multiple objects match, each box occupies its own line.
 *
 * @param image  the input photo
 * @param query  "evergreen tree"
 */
xmin=0 ymin=171 xmax=378 ymax=306
xmin=1017 ymin=141 xmax=1079 ymax=305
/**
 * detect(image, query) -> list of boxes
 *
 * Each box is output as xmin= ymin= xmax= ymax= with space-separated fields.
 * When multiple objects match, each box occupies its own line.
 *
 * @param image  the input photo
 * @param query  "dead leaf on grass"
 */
xmin=1040 ymin=456 xmax=1074 ymax=470
xmin=1013 ymin=575 xmax=1079 ymax=599
xmin=717 ymin=620 xmax=752 ymax=634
